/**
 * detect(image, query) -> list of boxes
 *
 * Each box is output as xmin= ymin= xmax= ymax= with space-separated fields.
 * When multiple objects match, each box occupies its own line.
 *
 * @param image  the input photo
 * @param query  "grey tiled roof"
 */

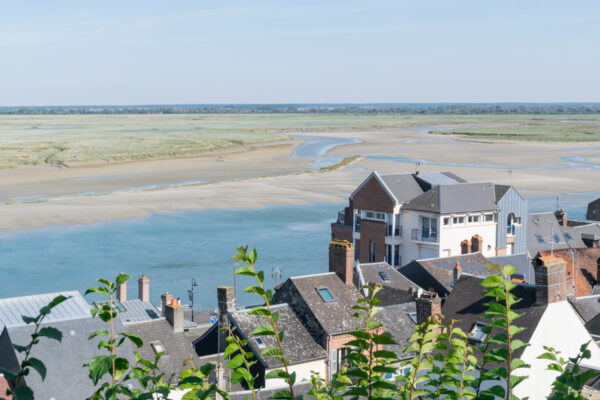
xmin=280 ymin=273 xmax=364 ymax=335
xmin=379 ymin=174 xmax=425 ymax=203
xmin=571 ymin=295 xmax=600 ymax=323
xmin=403 ymin=182 xmax=498 ymax=214
xmin=442 ymin=274 xmax=546 ymax=362
xmin=229 ymin=304 xmax=326 ymax=368
xmin=376 ymin=302 xmax=418 ymax=359
xmin=400 ymin=253 xmax=492 ymax=297
xmin=528 ymin=213 xmax=578 ymax=256
xmin=118 ymin=299 xmax=161 ymax=324
xmin=0 ymin=291 xmax=90 ymax=332
xmin=494 ymin=184 xmax=511 ymax=201
xmin=415 ymin=171 xmax=466 ymax=186
xmin=125 ymin=318 xmax=201 ymax=381
xmin=357 ymin=262 xmax=422 ymax=305
xmin=2 ymin=317 xmax=137 ymax=400
xmin=488 ymin=253 xmax=534 ymax=283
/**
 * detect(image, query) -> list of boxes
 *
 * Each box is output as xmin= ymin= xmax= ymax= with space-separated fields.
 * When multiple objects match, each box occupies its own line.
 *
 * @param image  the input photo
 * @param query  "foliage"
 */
xmin=0 ymin=295 xmax=69 ymax=400
xmin=539 ymin=342 xmax=600 ymax=400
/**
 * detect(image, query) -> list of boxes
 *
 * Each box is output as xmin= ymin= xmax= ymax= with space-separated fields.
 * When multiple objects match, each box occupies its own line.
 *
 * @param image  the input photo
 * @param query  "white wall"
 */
xmin=400 ymin=210 xmax=439 ymax=262
xmin=513 ymin=301 xmax=600 ymax=400
xmin=264 ymin=359 xmax=327 ymax=389
xmin=438 ymin=213 xmax=497 ymax=257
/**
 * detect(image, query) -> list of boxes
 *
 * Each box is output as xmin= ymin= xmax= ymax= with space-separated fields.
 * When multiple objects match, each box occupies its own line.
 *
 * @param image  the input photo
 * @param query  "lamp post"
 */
xmin=189 ymin=278 xmax=198 ymax=322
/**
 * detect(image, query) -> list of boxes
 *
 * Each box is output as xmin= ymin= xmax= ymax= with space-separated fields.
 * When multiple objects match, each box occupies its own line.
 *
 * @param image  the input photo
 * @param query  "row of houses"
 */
xmin=4 ymin=170 xmax=600 ymax=399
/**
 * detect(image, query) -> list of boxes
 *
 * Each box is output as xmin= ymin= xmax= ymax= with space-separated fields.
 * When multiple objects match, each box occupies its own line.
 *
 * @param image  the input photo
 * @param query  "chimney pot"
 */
xmin=471 ymin=235 xmax=483 ymax=253
xmin=165 ymin=301 xmax=184 ymax=332
xmin=138 ymin=274 xmax=150 ymax=302
xmin=161 ymin=292 xmax=173 ymax=317
xmin=461 ymin=240 xmax=472 ymax=254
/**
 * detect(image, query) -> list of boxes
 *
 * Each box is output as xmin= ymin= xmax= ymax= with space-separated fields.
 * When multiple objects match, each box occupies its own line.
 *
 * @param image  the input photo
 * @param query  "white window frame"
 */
xmin=362 ymin=210 xmax=387 ymax=222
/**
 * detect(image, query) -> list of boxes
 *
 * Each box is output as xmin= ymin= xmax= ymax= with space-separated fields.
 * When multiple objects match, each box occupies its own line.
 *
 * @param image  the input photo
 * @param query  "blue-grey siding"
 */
xmin=497 ymin=187 xmax=528 ymax=254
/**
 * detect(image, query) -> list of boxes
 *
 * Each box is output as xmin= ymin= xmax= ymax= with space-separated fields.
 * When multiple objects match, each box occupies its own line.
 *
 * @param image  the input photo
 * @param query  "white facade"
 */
xmin=265 ymin=359 xmax=327 ymax=389
xmin=513 ymin=301 xmax=600 ymax=400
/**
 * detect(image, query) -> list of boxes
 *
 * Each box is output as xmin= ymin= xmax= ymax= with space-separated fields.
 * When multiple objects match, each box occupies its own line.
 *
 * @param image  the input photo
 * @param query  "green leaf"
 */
xmin=235 ymin=266 xmax=257 ymax=277
xmin=272 ymin=311 xmax=280 ymax=323
xmin=251 ymin=324 xmax=276 ymax=336
xmin=85 ymin=286 xmax=110 ymax=296
xmin=39 ymin=295 xmax=70 ymax=315
xmin=247 ymin=248 xmax=258 ymax=264
xmin=116 ymin=273 xmax=131 ymax=287
xmin=509 ymin=374 xmax=528 ymax=388
xmin=261 ymin=346 xmax=283 ymax=359
xmin=119 ymin=332 xmax=143 ymax=348
xmin=270 ymin=390 xmax=293 ymax=399
xmin=372 ymin=332 xmax=397 ymax=345
xmin=248 ymin=306 xmax=270 ymax=317
xmin=265 ymin=369 xmax=289 ymax=380
xmin=24 ymin=357 xmax=47 ymax=380
xmin=226 ymin=354 xmax=244 ymax=369
xmin=244 ymin=285 xmax=265 ymax=296
xmin=481 ymin=275 xmax=504 ymax=287
xmin=38 ymin=326 xmax=62 ymax=342
xmin=224 ymin=343 xmax=239 ymax=358
xmin=13 ymin=386 xmax=34 ymax=400
xmin=21 ymin=315 xmax=39 ymax=325
xmin=86 ymin=355 xmax=114 ymax=385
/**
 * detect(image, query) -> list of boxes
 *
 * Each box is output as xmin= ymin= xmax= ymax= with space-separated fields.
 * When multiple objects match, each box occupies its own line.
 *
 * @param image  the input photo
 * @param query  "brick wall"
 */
xmin=539 ymin=248 xmax=600 ymax=297
xmin=331 ymin=224 xmax=352 ymax=242
xmin=324 ymin=327 xmax=385 ymax=351
xmin=359 ymin=219 xmax=386 ymax=264
xmin=353 ymin=176 xmax=395 ymax=213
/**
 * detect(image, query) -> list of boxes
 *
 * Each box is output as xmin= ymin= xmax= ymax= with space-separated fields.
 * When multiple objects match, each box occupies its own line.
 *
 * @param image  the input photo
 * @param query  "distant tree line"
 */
xmin=2 ymin=103 xmax=600 ymax=115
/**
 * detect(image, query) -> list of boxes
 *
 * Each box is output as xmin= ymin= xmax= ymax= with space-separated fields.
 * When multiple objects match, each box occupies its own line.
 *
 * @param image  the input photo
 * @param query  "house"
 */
xmin=331 ymin=171 xmax=528 ymax=267
xmin=355 ymin=262 xmax=423 ymax=305
xmin=441 ymin=255 xmax=600 ymax=400
xmin=588 ymin=197 xmax=600 ymax=221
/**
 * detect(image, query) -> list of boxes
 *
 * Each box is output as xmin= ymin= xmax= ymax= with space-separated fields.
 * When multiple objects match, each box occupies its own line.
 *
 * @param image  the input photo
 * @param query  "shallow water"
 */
xmin=293 ymin=135 xmax=361 ymax=168
xmin=1 ymin=194 xmax=596 ymax=307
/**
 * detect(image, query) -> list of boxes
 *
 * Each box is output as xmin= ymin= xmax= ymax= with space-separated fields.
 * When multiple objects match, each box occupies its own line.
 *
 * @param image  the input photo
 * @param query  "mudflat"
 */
xmin=2 ymin=115 xmax=600 ymax=233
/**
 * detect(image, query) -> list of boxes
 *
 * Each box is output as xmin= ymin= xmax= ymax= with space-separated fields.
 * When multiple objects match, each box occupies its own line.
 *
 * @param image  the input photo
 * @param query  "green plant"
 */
xmin=539 ymin=342 xmax=600 ymax=400
xmin=0 ymin=295 xmax=69 ymax=400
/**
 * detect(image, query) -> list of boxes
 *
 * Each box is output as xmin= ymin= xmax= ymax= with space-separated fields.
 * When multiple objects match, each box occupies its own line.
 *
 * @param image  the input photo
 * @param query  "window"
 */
xmin=379 ymin=271 xmax=391 ymax=282
xmin=473 ymin=215 xmax=479 ymax=223
xmin=408 ymin=312 xmax=418 ymax=324
xmin=443 ymin=217 xmax=450 ymax=226
xmin=468 ymin=216 xmax=474 ymax=223
xmin=421 ymin=216 xmax=438 ymax=240
xmin=336 ymin=347 xmax=349 ymax=371
xmin=468 ymin=322 xmax=488 ymax=344
xmin=453 ymin=216 xmax=465 ymax=224
xmin=394 ymin=245 xmax=400 ymax=266
xmin=150 ymin=341 xmax=166 ymax=354
xmin=507 ymin=213 xmax=517 ymax=235
xmin=317 ymin=287 xmax=335 ymax=302
xmin=564 ymin=232 xmax=573 ymax=240
xmin=255 ymin=338 xmax=266 ymax=349
xmin=535 ymin=234 xmax=544 ymax=244
xmin=369 ymin=241 xmax=376 ymax=262
xmin=553 ymin=234 xmax=561 ymax=243
xmin=386 ymin=245 xmax=392 ymax=264
xmin=485 ymin=214 xmax=494 ymax=222
xmin=364 ymin=210 xmax=386 ymax=221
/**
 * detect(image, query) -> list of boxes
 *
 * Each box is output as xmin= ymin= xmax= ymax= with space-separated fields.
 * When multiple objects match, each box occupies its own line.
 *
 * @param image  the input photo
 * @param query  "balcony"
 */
xmin=411 ymin=229 xmax=438 ymax=243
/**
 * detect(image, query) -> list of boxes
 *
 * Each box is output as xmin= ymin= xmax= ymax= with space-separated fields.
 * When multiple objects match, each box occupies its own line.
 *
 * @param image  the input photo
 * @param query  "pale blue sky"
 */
xmin=1 ymin=1 xmax=599 ymax=106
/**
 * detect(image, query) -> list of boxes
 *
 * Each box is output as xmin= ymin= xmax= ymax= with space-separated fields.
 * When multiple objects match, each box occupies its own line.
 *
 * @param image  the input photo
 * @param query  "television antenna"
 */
xmin=272 ymin=266 xmax=283 ymax=287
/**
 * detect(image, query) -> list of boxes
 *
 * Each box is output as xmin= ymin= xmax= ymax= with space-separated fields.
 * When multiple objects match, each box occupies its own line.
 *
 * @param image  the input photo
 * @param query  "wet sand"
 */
xmin=2 ymin=126 xmax=600 ymax=233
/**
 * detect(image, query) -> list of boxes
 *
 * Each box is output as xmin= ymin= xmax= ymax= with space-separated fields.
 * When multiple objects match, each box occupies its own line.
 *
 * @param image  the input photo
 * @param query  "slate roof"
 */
xmin=528 ymin=213 xmax=579 ymax=256
xmin=399 ymin=253 xmax=492 ymax=297
xmin=442 ymin=274 xmax=547 ymax=362
xmin=379 ymin=174 xmax=425 ymax=203
xmin=125 ymin=318 xmax=201 ymax=381
xmin=356 ymin=262 xmax=422 ymax=305
xmin=403 ymin=183 xmax=498 ymax=214
xmin=229 ymin=304 xmax=326 ymax=368
xmin=1 ymin=317 xmax=137 ymax=400
xmin=376 ymin=302 xmax=418 ymax=359
xmin=488 ymin=253 xmax=534 ymax=283
xmin=571 ymin=295 xmax=600 ymax=336
xmin=0 ymin=291 xmax=90 ymax=332
xmin=277 ymin=272 xmax=364 ymax=335
xmin=494 ymin=184 xmax=511 ymax=201
xmin=118 ymin=299 xmax=161 ymax=324
xmin=415 ymin=171 xmax=466 ymax=187
xmin=230 ymin=382 xmax=314 ymax=400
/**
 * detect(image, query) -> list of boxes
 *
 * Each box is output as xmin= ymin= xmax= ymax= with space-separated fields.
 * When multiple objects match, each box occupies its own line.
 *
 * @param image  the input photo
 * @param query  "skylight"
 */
xmin=535 ymin=234 xmax=544 ymax=244
xmin=553 ymin=234 xmax=561 ymax=243
xmin=255 ymin=338 xmax=266 ymax=349
xmin=317 ymin=287 xmax=335 ymax=302
xmin=95 ymin=301 xmax=126 ymax=312
xmin=408 ymin=312 xmax=418 ymax=324
xmin=150 ymin=341 xmax=166 ymax=354
xmin=379 ymin=271 xmax=391 ymax=282
xmin=468 ymin=322 xmax=488 ymax=344
xmin=564 ymin=232 xmax=573 ymax=240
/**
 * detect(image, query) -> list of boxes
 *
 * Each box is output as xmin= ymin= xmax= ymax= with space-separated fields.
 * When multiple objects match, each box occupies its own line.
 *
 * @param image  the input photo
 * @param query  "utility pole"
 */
xmin=189 ymin=278 xmax=198 ymax=322
xmin=233 ymin=262 xmax=238 ymax=307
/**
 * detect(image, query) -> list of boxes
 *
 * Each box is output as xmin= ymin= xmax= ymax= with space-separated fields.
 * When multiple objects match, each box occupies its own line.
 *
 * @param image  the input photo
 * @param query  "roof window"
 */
xmin=379 ymin=271 xmax=391 ymax=282
xmin=95 ymin=301 xmax=126 ymax=312
xmin=564 ymin=232 xmax=573 ymax=240
xmin=553 ymin=234 xmax=561 ymax=243
xmin=317 ymin=287 xmax=335 ymax=302
xmin=535 ymin=234 xmax=545 ymax=244
xmin=255 ymin=337 xmax=267 ymax=349
xmin=150 ymin=341 xmax=166 ymax=354
xmin=468 ymin=322 xmax=488 ymax=344
xmin=408 ymin=312 xmax=418 ymax=324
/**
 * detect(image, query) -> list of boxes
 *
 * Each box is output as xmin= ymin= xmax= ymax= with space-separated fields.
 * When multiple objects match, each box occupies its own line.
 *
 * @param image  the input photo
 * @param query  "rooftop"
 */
xmin=356 ymin=262 xmax=422 ymax=305
xmin=404 ymin=182 xmax=498 ymax=214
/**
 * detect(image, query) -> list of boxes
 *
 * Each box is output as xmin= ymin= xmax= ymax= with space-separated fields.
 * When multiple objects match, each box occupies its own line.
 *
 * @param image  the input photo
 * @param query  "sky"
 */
xmin=1 ymin=0 xmax=599 ymax=106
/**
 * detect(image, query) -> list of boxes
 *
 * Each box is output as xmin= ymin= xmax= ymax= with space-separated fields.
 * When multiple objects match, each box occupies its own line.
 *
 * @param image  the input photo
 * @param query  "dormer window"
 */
xmin=468 ymin=322 xmax=488 ymax=344
xmin=379 ymin=271 xmax=391 ymax=282
xmin=317 ymin=287 xmax=335 ymax=302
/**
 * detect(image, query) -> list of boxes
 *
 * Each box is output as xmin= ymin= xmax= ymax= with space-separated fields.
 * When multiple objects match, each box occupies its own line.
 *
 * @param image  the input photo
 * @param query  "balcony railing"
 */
xmin=387 ymin=225 xmax=402 ymax=237
xmin=411 ymin=229 xmax=438 ymax=243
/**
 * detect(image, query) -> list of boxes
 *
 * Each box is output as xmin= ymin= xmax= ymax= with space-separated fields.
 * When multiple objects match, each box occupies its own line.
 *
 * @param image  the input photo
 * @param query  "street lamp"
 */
xmin=189 ymin=278 xmax=198 ymax=322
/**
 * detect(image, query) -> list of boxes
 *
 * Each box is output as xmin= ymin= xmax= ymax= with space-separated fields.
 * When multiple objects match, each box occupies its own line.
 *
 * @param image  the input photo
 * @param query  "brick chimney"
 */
xmin=555 ymin=209 xmax=567 ymax=227
xmin=165 ymin=298 xmax=184 ymax=332
xmin=116 ymin=273 xmax=127 ymax=302
xmin=453 ymin=262 xmax=462 ymax=285
xmin=471 ymin=235 xmax=483 ymax=253
xmin=461 ymin=240 xmax=471 ymax=255
xmin=138 ymin=274 xmax=150 ymax=302
xmin=161 ymin=291 xmax=173 ymax=317
xmin=217 ymin=286 xmax=235 ymax=352
xmin=416 ymin=291 xmax=442 ymax=325
xmin=535 ymin=255 xmax=568 ymax=304
xmin=329 ymin=240 xmax=354 ymax=285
